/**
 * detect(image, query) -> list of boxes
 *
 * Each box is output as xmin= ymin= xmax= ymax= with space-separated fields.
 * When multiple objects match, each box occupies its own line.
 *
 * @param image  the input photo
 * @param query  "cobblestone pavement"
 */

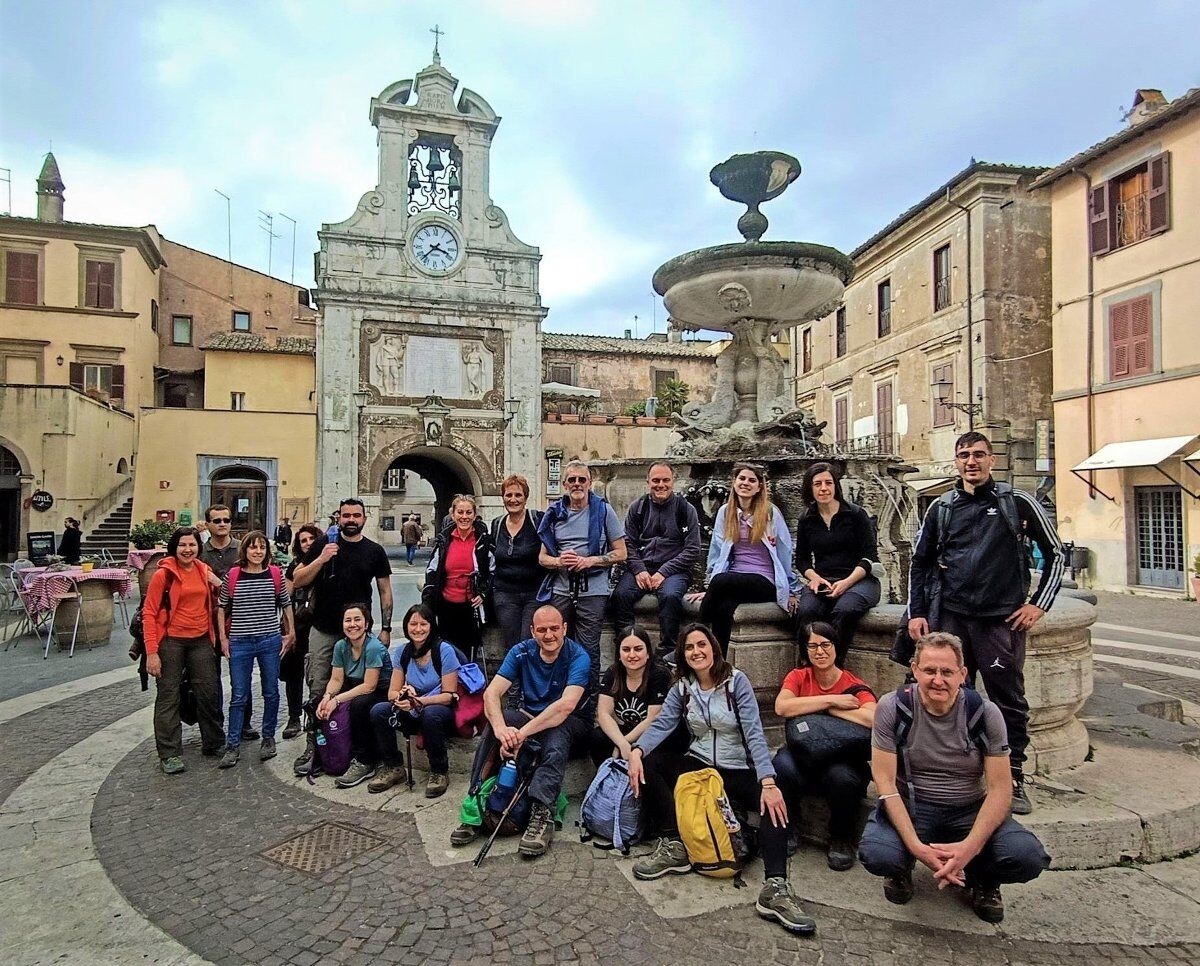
xmin=1093 ymin=590 xmax=1198 ymax=636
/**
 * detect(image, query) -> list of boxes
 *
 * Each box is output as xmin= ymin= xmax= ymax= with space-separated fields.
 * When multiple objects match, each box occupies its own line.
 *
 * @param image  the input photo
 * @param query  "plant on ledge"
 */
xmin=658 ymin=378 xmax=690 ymax=416
xmin=623 ymin=401 xmax=646 ymax=417
xmin=129 ymin=519 xmax=176 ymax=550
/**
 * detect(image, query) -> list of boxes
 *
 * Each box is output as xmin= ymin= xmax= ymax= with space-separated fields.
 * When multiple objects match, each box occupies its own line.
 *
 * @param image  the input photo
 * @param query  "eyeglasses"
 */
xmin=210 ymin=518 xmax=231 ymax=524
xmin=565 ymin=476 xmax=589 ymax=484
xmin=955 ymin=450 xmax=991 ymax=462
xmin=806 ymin=641 xmax=834 ymax=652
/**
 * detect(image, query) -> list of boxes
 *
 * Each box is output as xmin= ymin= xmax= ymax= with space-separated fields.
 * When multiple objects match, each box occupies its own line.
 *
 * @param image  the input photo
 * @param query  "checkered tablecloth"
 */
xmin=19 ymin=567 xmax=134 ymax=620
xmin=126 ymin=549 xmax=166 ymax=571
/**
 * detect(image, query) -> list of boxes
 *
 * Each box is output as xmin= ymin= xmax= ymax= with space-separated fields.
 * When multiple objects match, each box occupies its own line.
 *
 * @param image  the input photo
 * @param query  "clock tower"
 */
xmin=315 ymin=50 xmax=545 ymax=528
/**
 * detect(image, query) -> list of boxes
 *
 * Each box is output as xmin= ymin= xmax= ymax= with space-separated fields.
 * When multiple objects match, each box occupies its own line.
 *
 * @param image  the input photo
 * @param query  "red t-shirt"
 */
xmin=442 ymin=529 xmax=477 ymax=604
xmin=781 ymin=666 xmax=876 ymax=707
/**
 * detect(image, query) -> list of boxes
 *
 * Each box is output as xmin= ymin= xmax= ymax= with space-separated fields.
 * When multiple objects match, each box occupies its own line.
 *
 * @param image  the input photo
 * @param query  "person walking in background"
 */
xmin=422 ymin=494 xmax=493 ymax=662
xmin=401 ymin=515 xmax=423 ymax=566
xmin=57 ymin=517 xmax=82 ymax=564
xmin=489 ymin=475 xmax=546 ymax=649
xmin=281 ymin=523 xmax=323 ymax=739
xmin=274 ymin=518 xmax=293 ymax=556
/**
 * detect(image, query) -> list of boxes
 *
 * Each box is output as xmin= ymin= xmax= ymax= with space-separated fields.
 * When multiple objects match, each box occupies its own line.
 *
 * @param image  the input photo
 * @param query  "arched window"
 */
xmin=116 ymin=457 xmax=128 ymax=475
xmin=211 ymin=466 xmax=268 ymax=536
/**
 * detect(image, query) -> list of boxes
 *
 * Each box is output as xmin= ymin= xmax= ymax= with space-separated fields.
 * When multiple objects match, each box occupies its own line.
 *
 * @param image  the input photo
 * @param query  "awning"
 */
xmin=1184 ymin=448 xmax=1200 ymax=463
xmin=905 ymin=477 xmax=955 ymax=495
xmin=1072 ymin=434 xmax=1199 ymax=501
xmin=541 ymin=382 xmax=601 ymax=399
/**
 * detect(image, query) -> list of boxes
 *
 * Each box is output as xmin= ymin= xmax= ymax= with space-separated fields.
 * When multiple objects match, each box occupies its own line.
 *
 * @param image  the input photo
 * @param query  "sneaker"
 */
xmin=260 ymin=738 xmax=277 ymax=761
xmin=884 ymin=869 xmax=914 ymax=905
xmin=282 ymin=718 xmax=302 ymax=740
xmin=201 ymin=743 xmax=227 ymax=758
xmin=518 ymin=802 xmax=555 ymax=858
xmin=632 ymin=837 xmax=691 ymax=880
xmin=826 ymin=838 xmax=855 ymax=872
xmin=293 ymin=735 xmax=315 ymax=776
xmin=334 ymin=759 xmax=377 ymax=788
xmin=970 ymin=883 xmax=1005 ymax=923
xmin=160 ymin=756 xmax=186 ymax=775
xmin=218 ymin=746 xmax=240 ymax=769
xmin=450 ymin=823 xmax=481 ymax=847
xmin=241 ymin=727 xmax=261 ymax=742
xmin=368 ymin=765 xmax=406 ymax=794
xmin=755 ymin=877 xmax=817 ymax=935
xmin=425 ymin=772 xmax=449 ymax=799
xmin=1011 ymin=778 xmax=1033 ymax=815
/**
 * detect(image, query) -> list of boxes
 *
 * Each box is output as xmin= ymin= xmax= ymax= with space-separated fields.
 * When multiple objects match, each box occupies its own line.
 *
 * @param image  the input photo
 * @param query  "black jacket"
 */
xmin=909 ymin=478 xmax=1065 ymax=619
xmin=793 ymin=499 xmax=876 ymax=582
xmin=422 ymin=519 xmax=495 ymax=604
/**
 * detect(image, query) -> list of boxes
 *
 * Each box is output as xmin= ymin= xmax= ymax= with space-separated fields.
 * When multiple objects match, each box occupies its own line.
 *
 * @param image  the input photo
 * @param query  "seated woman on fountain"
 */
xmin=687 ymin=462 xmax=799 ymax=648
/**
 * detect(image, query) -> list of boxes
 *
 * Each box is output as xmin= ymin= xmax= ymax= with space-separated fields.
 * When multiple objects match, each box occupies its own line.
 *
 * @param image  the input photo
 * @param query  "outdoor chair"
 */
xmin=44 ymin=575 xmax=84 ymax=659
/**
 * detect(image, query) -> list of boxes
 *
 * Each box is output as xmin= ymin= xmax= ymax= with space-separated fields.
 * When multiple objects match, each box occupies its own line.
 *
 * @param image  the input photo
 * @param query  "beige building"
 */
xmin=792 ymin=161 xmax=1053 ymax=525
xmin=1033 ymin=88 xmax=1200 ymax=596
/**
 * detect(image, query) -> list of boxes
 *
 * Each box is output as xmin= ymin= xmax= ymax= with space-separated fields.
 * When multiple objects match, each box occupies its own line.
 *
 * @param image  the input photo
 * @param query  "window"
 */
xmin=548 ymin=363 xmax=574 ymax=385
xmin=1090 ymin=152 xmax=1170 ymax=256
xmin=83 ymin=259 xmax=116 ymax=309
xmin=4 ymin=250 xmax=39 ymax=305
xmin=933 ymin=245 xmax=951 ymax=312
xmin=834 ymin=394 xmax=849 ymax=444
xmin=232 ymin=311 xmax=251 ymax=332
xmin=877 ymin=279 xmax=891 ymax=337
xmin=835 ymin=307 xmax=847 ymax=358
xmin=69 ymin=362 xmax=124 ymax=402
xmin=230 ymin=392 xmax=246 ymax=411
xmin=172 ymin=315 xmax=193 ymax=346
xmin=931 ymin=361 xmax=955 ymax=427
xmin=384 ymin=467 xmax=405 ymax=491
xmin=653 ymin=368 xmax=678 ymax=398
xmin=1108 ymin=293 xmax=1153 ymax=381
xmin=875 ymin=381 xmax=894 ymax=450
xmin=163 ymin=383 xmax=190 ymax=408
xmin=801 ymin=328 xmax=812 ymax=374
xmin=150 ymin=299 xmax=159 ymax=333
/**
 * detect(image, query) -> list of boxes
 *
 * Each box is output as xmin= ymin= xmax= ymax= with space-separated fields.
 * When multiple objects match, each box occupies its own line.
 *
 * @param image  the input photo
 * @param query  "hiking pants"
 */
xmin=792 ymin=575 xmax=881 ymax=664
xmin=305 ymin=627 xmax=340 ymax=704
xmin=469 ymin=709 xmax=589 ymax=808
xmin=641 ymin=749 xmax=789 ymax=880
xmin=858 ymin=799 xmax=1049 ymax=887
xmin=937 ymin=609 xmax=1029 ymax=777
xmin=278 ymin=623 xmax=310 ymax=722
xmin=700 ymin=572 xmax=776 ymax=648
xmin=771 ymin=747 xmax=870 ymax=843
xmin=610 ymin=570 xmax=690 ymax=654
xmin=370 ymin=701 xmax=455 ymax=774
xmin=153 ymin=634 xmax=224 ymax=760
xmin=551 ymin=593 xmax=605 ymax=698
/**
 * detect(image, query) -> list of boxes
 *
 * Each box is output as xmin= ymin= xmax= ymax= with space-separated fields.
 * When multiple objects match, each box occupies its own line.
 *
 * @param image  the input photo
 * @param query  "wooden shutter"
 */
xmin=110 ymin=364 xmax=125 ymax=400
xmin=1129 ymin=296 xmax=1152 ymax=376
xmin=1147 ymin=152 xmax=1170 ymax=236
xmin=69 ymin=362 xmax=85 ymax=392
xmin=1090 ymin=182 xmax=1111 ymax=255
xmin=96 ymin=261 xmax=115 ymax=309
xmin=1109 ymin=299 xmax=1132 ymax=379
xmin=5 ymin=251 xmax=38 ymax=304
xmin=876 ymin=382 xmax=894 ymax=445
xmin=835 ymin=396 xmax=848 ymax=443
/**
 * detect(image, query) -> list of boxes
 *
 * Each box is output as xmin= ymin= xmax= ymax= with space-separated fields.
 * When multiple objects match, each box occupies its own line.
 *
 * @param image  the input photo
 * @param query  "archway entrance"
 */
xmin=383 ymin=452 xmax=473 ymax=532
xmin=0 ymin=445 xmax=22 ymax=559
xmin=211 ymin=466 xmax=268 ymax=537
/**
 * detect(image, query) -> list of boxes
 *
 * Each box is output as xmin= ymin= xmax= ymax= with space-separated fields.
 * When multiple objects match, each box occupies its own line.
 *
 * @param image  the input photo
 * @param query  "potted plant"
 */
xmin=80 ymin=554 xmax=99 ymax=573
xmin=129 ymin=519 xmax=176 ymax=550
xmin=578 ymin=400 xmax=605 ymax=424
xmin=658 ymin=378 xmax=690 ymax=417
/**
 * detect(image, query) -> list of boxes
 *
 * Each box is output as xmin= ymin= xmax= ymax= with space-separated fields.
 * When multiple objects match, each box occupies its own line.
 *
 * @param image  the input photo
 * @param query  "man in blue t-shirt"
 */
xmin=450 ymin=604 xmax=591 ymax=858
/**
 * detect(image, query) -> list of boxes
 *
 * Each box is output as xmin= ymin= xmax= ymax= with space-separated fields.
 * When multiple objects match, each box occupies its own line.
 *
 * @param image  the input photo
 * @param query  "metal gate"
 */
xmin=1134 ymin=486 xmax=1184 ymax=589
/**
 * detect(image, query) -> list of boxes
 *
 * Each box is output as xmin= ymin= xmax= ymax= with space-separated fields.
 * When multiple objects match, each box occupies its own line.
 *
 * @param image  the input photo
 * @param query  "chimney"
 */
xmin=1126 ymin=89 xmax=1168 ymax=127
xmin=624 ymin=328 xmax=632 ymax=340
xmin=36 ymin=152 xmax=65 ymax=223
xmin=265 ymin=325 xmax=279 ymax=348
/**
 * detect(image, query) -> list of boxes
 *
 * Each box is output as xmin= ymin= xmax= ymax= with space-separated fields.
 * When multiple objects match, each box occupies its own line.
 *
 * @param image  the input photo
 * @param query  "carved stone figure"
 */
xmin=461 ymin=342 xmax=485 ymax=397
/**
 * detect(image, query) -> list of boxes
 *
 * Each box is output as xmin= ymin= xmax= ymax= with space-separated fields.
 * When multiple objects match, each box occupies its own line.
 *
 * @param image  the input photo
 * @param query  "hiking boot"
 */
xmin=756 ymin=877 xmax=817 ymax=935
xmin=218 ymin=746 xmax=240 ymax=769
xmin=450 ymin=823 xmax=481 ymax=847
xmin=970 ymin=883 xmax=1005 ymax=923
xmin=368 ymin=765 xmax=406 ymax=794
xmin=201 ymin=743 xmax=226 ymax=758
xmin=632 ymin=837 xmax=691 ymax=880
xmin=425 ymin=772 xmax=449 ymax=799
xmin=826 ymin=838 xmax=855 ymax=872
xmin=518 ymin=802 xmax=555 ymax=858
xmin=282 ymin=718 xmax=302 ymax=740
xmin=883 ymin=869 xmax=914 ymax=905
xmin=293 ymin=735 xmax=315 ymax=776
xmin=160 ymin=756 xmax=186 ymax=775
xmin=334 ymin=759 xmax=377 ymax=789
xmin=241 ymin=727 xmax=261 ymax=742
xmin=259 ymin=738 xmax=277 ymax=761
xmin=1011 ymin=778 xmax=1033 ymax=815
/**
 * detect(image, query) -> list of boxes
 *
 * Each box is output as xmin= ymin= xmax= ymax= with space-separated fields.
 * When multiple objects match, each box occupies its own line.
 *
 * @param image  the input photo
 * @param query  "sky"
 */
xmin=1 ymin=0 xmax=1197 ymax=337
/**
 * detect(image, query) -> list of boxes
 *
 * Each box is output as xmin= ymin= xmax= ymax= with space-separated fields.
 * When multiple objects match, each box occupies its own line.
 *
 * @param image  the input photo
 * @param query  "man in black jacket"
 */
xmin=609 ymin=463 xmax=701 ymax=656
xmin=907 ymin=432 xmax=1065 ymax=815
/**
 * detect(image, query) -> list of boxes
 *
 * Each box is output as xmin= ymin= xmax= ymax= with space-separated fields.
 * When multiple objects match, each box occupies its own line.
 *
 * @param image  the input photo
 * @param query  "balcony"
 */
xmin=825 ymin=432 xmax=899 ymax=458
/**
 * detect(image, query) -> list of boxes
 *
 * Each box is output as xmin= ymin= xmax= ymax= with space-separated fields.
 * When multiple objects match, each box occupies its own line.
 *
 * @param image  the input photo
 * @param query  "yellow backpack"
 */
xmin=674 ymin=768 xmax=741 ymax=878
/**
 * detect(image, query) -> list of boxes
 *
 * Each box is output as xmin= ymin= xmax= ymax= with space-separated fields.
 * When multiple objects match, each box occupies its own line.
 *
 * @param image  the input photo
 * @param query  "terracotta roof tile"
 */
xmin=202 ymin=332 xmax=315 ymax=355
xmin=542 ymin=332 xmax=720 ymax=358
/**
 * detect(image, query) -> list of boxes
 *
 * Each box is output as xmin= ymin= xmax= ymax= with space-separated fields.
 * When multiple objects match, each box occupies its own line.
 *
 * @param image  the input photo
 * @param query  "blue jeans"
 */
xmin=369 ymin=701 xmax=456 ymax=774
xmin=405 ymin=544 xmax=418 ymax=565
xmin=609 ymin=570 xmax=690 ymax=653
xmin=226 ymin=632 xmax=282 ymax=747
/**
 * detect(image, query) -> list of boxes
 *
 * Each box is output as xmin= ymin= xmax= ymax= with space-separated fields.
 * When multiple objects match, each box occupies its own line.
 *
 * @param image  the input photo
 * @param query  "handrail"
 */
xmin=79 ymin=477 xmax=134 ymax=537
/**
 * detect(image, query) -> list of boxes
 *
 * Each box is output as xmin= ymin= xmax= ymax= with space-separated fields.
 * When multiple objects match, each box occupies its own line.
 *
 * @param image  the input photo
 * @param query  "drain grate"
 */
xmin=261 ymin=822 xmax=385 ymax=876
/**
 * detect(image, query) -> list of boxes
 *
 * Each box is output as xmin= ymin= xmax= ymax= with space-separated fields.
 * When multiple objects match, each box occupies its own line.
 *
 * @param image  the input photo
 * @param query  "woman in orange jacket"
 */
xmin=143 ymin=526 xmax=226 ymax=774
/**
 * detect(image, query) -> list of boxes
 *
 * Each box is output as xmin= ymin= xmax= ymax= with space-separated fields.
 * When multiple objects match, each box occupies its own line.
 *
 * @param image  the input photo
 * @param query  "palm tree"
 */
xmin=658 ymin=379 xmax=690 ymax=416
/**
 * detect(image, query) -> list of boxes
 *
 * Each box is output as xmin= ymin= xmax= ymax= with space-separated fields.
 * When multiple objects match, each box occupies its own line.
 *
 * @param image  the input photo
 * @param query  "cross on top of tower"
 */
xmin=430 ymin=24 xmax=444 ymax=63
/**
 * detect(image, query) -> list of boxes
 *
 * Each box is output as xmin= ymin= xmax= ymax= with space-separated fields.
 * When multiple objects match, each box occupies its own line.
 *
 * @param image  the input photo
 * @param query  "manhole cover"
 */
xmin=261 ymin=822 xmax=385 ymax=876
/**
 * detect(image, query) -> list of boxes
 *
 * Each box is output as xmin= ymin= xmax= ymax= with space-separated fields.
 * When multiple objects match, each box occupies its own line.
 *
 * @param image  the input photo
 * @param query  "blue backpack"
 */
xmin=579 ymin=758 xmax=643 ymax=853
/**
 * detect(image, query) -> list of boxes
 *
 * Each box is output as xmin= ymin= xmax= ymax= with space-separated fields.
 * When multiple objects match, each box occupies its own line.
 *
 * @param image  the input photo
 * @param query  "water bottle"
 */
xmin=316 ymin=732 xmax=327 ymax=749
xmin=497 ymin=759 xmax=518 ymax=793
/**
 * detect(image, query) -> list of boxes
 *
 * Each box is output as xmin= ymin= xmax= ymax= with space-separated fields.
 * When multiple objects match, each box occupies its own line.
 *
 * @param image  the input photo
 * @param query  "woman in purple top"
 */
xmin=689 ymin=463 xmax=800 ymax=647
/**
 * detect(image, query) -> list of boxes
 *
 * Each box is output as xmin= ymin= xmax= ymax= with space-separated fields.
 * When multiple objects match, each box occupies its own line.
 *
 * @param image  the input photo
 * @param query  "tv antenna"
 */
xmin=258 ymin=210 xmax=281 ymax=277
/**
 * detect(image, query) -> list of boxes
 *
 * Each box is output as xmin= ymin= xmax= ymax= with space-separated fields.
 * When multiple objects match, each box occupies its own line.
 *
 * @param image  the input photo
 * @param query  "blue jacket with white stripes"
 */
xmin=909 ymin=478 xmax=1065 ymax=619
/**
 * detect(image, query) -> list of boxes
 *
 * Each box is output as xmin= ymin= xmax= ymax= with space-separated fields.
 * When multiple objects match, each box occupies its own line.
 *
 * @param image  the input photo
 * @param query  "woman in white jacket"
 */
xmin=689 ymin=463 xmax=799 ymax=647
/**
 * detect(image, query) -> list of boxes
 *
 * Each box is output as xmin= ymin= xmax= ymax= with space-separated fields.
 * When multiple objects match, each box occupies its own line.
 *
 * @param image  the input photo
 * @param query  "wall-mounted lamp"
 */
xmin=352 ymin=388 xmax=371 ymax=411
xmin=503 ymin=397 xmax=521 ymax=424
xmin=56 ymin=355 xmax=64 ymax=367
xmin=931 ymin=378 xmax=982 ymax=418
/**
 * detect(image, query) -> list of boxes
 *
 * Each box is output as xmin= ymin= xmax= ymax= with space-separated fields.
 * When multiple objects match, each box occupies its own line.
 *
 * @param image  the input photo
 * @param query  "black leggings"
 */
xmin=642 ymin=750 xmax=789 ymax=880
xmin=279 ymin=624 xmax=311 ymax=721
xmin=700 ymin=572 xmax=777 ymax=647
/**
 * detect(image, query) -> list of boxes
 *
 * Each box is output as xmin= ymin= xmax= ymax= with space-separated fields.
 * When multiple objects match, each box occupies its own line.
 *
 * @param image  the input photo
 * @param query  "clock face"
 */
xmin=411 ymin=224 xmax=461 ymax=272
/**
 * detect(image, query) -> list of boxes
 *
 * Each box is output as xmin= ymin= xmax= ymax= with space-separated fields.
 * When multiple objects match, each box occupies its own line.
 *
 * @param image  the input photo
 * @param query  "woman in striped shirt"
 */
xmin=217 ymin=530 xmax=295 ymax=768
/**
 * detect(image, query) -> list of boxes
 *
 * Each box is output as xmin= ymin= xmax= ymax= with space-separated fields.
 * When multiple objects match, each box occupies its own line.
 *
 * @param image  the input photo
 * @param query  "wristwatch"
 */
xmin=381 ymin=625 xmax=392 ymax=632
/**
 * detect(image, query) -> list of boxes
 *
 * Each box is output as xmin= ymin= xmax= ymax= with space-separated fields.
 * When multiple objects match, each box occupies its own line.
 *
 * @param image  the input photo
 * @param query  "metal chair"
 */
xmin=111 ymin=569 xmax=135 ymax=627
xmin=1 ymin=564 xmax=33 ymax=647
xmin=3 ymin=564 xmax=51 ymax=651
xmin=44 ymin=575 xmax=83 ymax=659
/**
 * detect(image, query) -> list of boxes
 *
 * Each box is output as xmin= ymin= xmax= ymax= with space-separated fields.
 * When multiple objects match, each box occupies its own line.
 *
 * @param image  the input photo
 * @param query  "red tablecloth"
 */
xmin=19 ymin=567 xmax=134 ymax=620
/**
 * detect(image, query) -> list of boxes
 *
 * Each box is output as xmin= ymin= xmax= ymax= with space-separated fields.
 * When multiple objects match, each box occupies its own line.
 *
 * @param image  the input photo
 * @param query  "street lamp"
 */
xmin=503 ymin=397 xmax=521 ymax=424
xmin=352 ymin=388 xmax=371 ymax=412
xmin=931 ymin=378 xmax=983 ymax=421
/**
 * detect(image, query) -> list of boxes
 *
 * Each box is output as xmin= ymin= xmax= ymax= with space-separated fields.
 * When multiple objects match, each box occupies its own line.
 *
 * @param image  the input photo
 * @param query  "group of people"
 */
xmin=140 ymin=430 xmax=1063 ymax=934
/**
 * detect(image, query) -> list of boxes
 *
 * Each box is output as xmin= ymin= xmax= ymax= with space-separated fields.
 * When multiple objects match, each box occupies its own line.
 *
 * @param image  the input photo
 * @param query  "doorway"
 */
xmin=384 ymin=452 xmax=473 ymax=531
xmin=0 ymin=444 xmax=22 ymax=559
xmin=211 ymin=466 xmax=268 ymax=538
xmin=1134 ymin=485 xmax=1184 ymax=589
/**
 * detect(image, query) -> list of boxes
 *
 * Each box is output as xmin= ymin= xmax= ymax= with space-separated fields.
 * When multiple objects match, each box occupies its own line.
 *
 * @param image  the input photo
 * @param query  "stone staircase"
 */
xmin=79 ymin=498 xmax=132 ymax=558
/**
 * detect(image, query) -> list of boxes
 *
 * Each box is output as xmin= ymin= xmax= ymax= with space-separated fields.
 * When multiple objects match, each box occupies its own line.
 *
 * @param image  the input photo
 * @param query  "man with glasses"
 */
xmin=860 ymin=632 xmax=1049 ymax=923
xmin=290 ymin=498 xmax=394 ymax=774
xmin=907 ymin=431 xmax=1065 ymax=814
xmin=201 ymin=505 xmax=254 ymax=742
xmin=536 ymin=460 xmax=626 ymax=695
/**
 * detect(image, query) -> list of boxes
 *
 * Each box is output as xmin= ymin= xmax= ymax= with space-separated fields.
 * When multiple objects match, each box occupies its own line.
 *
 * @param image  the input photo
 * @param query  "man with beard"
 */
xmin=289 ymin=498 xmax=394 ymax=774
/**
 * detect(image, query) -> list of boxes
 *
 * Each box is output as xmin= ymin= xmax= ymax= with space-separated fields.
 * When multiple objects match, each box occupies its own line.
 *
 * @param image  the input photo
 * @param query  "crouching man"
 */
xmin=858 ymin=632 xmax=1049 ymax=923
xmin=449 ymin=604 xmax=591 ymax=858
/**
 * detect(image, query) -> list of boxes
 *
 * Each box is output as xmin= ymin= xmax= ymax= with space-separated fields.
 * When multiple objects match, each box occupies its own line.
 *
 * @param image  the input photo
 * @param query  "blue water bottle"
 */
xmin=497 ymin=759 xmax=518 ymax=793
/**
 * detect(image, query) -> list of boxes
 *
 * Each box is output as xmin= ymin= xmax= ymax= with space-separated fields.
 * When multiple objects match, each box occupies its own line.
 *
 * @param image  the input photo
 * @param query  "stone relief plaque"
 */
xmin=359 ymin=321 xmax=504 ymax=409
xmin=406 ymin=336 xmax=463 ymax=398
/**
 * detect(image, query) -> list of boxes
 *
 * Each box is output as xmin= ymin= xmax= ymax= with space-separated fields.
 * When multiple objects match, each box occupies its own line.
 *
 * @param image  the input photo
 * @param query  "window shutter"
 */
xmin=85 ymin=260 xmax=100 ymax=306
xmin=1090 ymin=182 xmax=1111 ymax=256
xmin=1129 ymin=296 xmax=1152 ymax=376
xmin=110 ymin=364 xmax=125 ymax=400
xmin=1109 ymin=300 xmax=1132 ymax=379
xmin=97 ymin=261 xmax=115 ymax=309
xmin=1147 ymin=152 xmax=1170 ymax=236
xmin=69 ymin=362 xmax=85 ymax=392
xmin=5 ymin=251 xmax=39 ymax=304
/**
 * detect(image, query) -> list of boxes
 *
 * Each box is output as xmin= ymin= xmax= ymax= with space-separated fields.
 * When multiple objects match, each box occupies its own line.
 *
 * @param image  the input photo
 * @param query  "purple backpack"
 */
xmin=314 ymin=701 xmax=352 ymax=777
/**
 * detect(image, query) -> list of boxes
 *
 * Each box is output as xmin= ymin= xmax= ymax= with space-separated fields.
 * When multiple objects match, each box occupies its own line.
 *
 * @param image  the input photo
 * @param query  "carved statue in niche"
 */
xmin=461 ymin=342 xmax=485 ymax=397
xmin=374 ymin=335 xmax=408 ymax=396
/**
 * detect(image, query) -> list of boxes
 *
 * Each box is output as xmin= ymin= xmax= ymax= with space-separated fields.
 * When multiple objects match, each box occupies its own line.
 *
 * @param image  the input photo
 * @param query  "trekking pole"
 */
xmin=473 ymin=774 xmax=532 ymax=868
xmin=405 ymin=735 xmax=414 ymax=791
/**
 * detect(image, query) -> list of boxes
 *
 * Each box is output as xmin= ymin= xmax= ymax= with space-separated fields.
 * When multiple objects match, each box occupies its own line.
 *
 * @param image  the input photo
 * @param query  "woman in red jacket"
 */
xmin=143 ymin=526 xmax=226 ymax=774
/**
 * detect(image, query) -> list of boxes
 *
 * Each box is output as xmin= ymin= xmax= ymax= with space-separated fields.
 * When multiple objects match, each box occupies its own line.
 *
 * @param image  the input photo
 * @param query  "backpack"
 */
xmin=223 ymin=565 xmax=284 ymax=634
xmin=129 ymin=568 xmax=177 ymax=651
xmin=892 ymin=683 xmax=988 ymax=802
xmin=579 ymin=758 xmax=643 ymax=853
xmin=673 ymin=767 xmax=744 ymax=878
xmin=397 ymin=640 xmax=486 ymax=738
xmin=676 ymin=676 xmax=754 ymax=769
xmin=309 ymin=699 xmax=352 ymax=778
